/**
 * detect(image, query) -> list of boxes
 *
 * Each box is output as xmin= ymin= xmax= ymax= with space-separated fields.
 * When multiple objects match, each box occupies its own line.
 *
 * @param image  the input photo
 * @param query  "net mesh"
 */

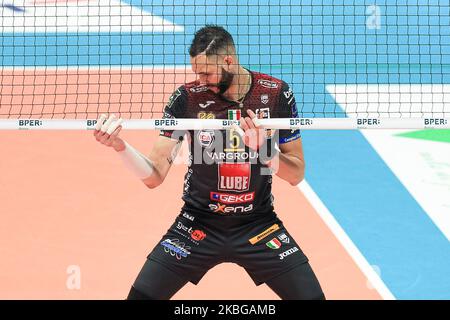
xmin=1 ymin=0 xmax=449 ymax=120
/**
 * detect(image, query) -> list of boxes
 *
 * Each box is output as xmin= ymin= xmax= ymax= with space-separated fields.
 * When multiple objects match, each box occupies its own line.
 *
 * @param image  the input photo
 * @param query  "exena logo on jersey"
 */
xmin=209 ymin=203 xmax=253 ymax=215
xmin=217 ymin=162 xmax=251 ymax=192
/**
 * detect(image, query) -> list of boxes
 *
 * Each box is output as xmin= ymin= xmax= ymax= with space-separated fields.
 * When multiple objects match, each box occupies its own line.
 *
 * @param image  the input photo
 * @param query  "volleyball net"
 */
xmin=1 ymin=1 xmax=449 ymax=130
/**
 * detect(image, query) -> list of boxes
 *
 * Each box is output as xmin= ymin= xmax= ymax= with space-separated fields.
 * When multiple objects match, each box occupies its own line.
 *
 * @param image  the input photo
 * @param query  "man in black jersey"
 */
xmin=93 ymin=25 xmax=325 ymax=300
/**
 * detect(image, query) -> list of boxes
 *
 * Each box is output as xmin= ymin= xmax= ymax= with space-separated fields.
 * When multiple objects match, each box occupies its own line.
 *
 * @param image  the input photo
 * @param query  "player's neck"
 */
xmin=222 ymin=67 xmax=251 ymax=102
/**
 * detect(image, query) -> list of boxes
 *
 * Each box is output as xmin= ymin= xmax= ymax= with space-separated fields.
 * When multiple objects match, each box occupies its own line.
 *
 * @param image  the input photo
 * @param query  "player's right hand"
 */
xmin=93 ymin=114 xmax=125 ymax=152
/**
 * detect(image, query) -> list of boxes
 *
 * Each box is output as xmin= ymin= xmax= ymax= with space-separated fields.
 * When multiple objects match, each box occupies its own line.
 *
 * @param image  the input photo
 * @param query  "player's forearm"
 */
xmin=114 ymin=141 xmax=162 ymax=188
xmin=267 ymin=152 xmax=305 ymax=186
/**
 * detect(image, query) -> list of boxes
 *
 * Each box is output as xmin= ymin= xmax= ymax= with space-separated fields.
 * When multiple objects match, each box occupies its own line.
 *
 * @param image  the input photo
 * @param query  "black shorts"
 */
xmin=147 ymin=209 xmax=309 ymax=286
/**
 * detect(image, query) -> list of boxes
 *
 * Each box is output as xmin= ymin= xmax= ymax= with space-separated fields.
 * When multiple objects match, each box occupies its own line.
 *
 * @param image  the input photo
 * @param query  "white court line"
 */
xmin=326 ymin=84 xmax=450 ymax=117
xmin=298 ymin=180 xmax=396 ymax=300
xmin=0 ymin=0 xmax=184 ymax=33
xmin=328 ymin=84 xmax=450 ymax=241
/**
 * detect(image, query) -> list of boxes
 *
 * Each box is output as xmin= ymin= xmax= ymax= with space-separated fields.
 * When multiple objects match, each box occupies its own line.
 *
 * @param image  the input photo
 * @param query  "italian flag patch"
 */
xmin=228 ymin=109 xmax=241 ymax=120
xmin=266 ymin=238 xmax=281 ymax=249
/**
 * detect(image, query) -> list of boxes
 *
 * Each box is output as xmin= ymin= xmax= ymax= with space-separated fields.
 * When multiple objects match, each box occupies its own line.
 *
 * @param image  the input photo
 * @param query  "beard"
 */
xmin=210 ymin=68 xmax=234 ymax=95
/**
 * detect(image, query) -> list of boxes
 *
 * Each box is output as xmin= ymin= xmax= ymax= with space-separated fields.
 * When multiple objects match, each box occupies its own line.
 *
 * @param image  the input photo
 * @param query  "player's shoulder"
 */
xmin=251 ymin=71 xmax=288 ymax=90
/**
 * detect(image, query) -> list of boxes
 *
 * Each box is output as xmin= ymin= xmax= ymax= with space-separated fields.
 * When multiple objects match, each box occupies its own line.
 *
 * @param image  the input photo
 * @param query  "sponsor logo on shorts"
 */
xmin=210 ymin=191 xmax=255 ymax=204
xmin=160 ymin=239 xmax=191 ymax=260
xmin=191 ymin=230 xmax=206 ymax=241
xmin=249 ymin=224 xmax=280 ymax=245
xmin=279 ymin=247 xmax=299 ymax=260
xmin=266 ymin=238 xmax=282 ymax=250
xmin=182 ymin=212 xmax=195 ymax=221
xmin=176 ymin=221 xmax=206 ymax=242
xmin=277 ymin=233 xmax=290 ymax=244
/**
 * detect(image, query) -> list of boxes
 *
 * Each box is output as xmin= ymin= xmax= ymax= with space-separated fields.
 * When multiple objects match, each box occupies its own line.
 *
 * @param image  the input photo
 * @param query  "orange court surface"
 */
xmin=0 ymin=128 xmax=380 ymax=300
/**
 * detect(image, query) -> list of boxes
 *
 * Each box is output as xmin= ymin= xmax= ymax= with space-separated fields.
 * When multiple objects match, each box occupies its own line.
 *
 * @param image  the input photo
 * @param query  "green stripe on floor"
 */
xmin=396 ymin=130 xmax=450 ymax=144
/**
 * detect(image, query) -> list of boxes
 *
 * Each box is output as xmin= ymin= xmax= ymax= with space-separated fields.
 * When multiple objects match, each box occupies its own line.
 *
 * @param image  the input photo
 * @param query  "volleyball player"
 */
xmin=93 ymin=25 xmax=325 ymax=300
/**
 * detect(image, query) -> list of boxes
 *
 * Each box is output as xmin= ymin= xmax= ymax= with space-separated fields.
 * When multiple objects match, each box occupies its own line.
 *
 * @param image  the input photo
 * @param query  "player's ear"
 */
xmin=223 ymin=55 xmax=233 ymax=69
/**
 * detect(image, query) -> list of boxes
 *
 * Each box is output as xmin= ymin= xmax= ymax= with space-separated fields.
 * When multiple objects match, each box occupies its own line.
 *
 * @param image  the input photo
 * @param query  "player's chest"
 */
xmin=188 ymin=94 xmax=277 ymax=121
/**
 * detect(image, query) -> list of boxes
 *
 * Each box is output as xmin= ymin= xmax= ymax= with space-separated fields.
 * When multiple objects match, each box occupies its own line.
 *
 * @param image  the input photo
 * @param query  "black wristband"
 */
xmin=259 ymin=136 xmax=279 ymax=165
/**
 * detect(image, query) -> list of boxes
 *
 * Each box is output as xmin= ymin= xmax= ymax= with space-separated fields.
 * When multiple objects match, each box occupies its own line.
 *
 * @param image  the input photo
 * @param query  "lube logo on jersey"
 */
xmin=210 ymin=191 xmax=255 ymax=204
xmin=218 ymin=162 xmax=251 ymax=192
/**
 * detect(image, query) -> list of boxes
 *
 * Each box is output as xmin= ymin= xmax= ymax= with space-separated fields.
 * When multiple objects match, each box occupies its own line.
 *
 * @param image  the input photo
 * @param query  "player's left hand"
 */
xmin=236 ymin=109 xmax=266 ymax=151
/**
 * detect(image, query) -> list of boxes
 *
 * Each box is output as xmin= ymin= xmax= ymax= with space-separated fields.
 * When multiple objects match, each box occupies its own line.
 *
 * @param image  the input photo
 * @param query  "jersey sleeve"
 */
xmin=159 ymin=86 xmax=188 ymax=141
xmin=278 ymin=82 xmax=301 ymax=144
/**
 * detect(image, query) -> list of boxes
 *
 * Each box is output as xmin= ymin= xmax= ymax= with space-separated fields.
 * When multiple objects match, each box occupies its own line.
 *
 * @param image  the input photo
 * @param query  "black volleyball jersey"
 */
xmin=160 ymin=70 xmax=301 ymax=216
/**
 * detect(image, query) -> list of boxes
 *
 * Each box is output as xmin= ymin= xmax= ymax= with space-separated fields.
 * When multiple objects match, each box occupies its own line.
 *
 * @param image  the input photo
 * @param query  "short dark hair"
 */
xmin=189 ymin=25 xmax=236 ymax=57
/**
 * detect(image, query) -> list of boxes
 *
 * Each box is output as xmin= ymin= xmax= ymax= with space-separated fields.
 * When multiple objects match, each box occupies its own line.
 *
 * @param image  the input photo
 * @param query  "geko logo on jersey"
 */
xmin=209 ymin=203 xmax=253 ymax=215
xmin=218 ymin=162 xmax=251 ymax=192
xmin=210 ymin=191 xmax=255 ymax=204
